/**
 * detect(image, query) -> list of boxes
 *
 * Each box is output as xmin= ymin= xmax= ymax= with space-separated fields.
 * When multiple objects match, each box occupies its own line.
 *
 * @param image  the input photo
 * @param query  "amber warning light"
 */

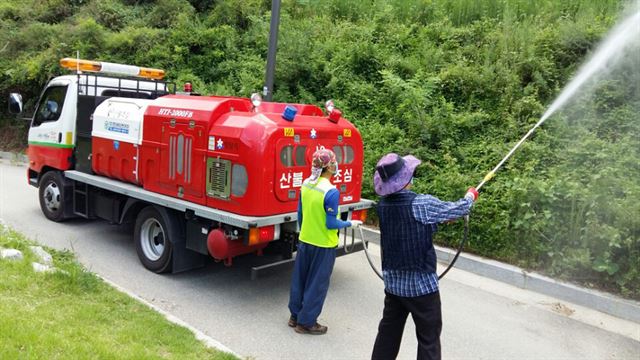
xmin=60 ymin=58 xmax=165 ymax=80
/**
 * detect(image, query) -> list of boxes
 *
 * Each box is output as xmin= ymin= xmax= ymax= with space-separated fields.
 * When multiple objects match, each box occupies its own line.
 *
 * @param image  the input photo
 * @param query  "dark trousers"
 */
xmin=371 ymin=291 xmax=442 ymax=360
xmin=288 ymin=242 xmax=336 ymax=327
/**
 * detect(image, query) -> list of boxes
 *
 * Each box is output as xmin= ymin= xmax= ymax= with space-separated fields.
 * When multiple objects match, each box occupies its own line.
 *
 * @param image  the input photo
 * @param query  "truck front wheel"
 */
xmin=38 ymin=171 xmax=68 ymax=222
xmin=134 ymin=206 xmax=176 ymax=273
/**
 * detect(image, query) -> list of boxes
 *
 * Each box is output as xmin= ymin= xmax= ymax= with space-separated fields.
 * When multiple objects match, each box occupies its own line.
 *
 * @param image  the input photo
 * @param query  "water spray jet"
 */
xmin=477 ymin=9 xmax=640 ymax=191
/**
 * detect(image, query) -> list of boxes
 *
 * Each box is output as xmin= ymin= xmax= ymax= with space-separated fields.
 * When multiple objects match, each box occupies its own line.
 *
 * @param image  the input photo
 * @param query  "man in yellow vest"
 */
xmin=288 ymin=148 xmax=362 ymax=335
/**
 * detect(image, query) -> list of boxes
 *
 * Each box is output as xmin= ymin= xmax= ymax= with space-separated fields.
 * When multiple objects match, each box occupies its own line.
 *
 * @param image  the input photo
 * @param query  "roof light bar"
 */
xmin=59 ymin=58 xmax=165 ymax=80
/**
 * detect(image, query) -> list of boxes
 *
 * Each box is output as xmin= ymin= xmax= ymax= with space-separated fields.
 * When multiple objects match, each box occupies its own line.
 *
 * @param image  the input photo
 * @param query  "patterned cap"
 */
xmin=312 ymin=148 xmax=336 ymax=169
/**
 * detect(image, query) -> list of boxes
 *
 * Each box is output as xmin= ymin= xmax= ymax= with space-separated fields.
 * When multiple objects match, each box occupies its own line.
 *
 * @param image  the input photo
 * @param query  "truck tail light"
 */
xmin=351 ymin=209 xmax=367 ymax=222
xmin=248 ymin=225 xmax=279 ymax=245
xmin=328 ymin=108 xmax=342 ymax=123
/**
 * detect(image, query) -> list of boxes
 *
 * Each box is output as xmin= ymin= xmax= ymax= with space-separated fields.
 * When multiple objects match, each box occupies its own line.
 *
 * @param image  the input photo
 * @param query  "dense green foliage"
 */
xmin=0 ymin=0 xmax=637 ymax=298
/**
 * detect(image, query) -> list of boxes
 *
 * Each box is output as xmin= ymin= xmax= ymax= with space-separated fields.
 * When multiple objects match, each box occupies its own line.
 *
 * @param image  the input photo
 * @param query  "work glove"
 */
xmin=349 ymin=220 xmax=363 ymax=228
xmin=464 ymin=187 xmax=479 ymax=202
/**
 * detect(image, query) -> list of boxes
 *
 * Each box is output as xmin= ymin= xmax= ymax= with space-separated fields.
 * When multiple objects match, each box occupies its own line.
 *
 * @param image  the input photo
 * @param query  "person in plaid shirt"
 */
xmin=371 ymin=153 xmax=478 ymax=360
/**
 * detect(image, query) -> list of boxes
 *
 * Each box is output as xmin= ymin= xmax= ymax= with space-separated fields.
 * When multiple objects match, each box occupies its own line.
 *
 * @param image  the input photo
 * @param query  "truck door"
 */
xmin=27 ymin=78 xmax=77 ymax=172
xmin=159 ymin=120 xmax=207 ymax=202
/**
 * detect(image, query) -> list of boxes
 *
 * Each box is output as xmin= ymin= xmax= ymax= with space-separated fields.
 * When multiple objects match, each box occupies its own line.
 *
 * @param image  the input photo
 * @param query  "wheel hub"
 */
xmin=43 ymin=182 xmax=61 ymax=212
xmin=140 ymin=218 xmax=165 ymax=261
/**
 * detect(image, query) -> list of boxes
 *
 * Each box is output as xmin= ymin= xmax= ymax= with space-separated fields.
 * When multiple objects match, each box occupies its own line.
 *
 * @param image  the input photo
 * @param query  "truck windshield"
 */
xmin=33 ymin=85 xmax=68 ymax=127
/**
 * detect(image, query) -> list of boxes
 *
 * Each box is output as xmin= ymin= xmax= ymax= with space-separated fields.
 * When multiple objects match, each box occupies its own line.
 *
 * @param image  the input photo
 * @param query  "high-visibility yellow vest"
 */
xmin=299 ymin=177 xmax=339 ymax=248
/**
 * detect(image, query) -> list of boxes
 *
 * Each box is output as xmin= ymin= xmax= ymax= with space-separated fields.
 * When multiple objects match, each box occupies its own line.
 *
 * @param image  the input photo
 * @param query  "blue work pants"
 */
xmin=288 ymin=241 xmax=337 ymax=327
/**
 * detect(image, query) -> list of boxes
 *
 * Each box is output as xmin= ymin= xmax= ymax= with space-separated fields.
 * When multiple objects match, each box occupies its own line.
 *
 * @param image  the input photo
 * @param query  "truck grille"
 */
xmin=206 ymin=158 xmax=231 ymax=198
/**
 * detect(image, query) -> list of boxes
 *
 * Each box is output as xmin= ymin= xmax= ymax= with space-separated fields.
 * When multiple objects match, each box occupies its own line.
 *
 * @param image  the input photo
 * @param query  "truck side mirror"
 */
xmin=8 ymin=93 xmax=23 ymax=114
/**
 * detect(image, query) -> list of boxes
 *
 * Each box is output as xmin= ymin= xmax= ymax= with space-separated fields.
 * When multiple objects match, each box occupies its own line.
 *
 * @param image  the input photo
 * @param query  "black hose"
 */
xmin=360 ymin=226 xmax=383 ymax=280
xmin=362 ymin=214 xmax=470 ymax=281
xmin=437 ymin=215 xmax=469 ymax=280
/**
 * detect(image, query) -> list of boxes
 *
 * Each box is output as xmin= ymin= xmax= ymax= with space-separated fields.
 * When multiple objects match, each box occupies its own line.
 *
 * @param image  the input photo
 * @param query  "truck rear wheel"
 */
xmin=134 ymin=206 xmax=176 ymax=273
xmin=38 ymin=171 xmax=68 ymax=222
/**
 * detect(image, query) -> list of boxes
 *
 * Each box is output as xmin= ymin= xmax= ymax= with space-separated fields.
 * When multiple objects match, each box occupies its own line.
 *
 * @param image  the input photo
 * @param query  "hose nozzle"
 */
xmin=476 ymin=171 xmax=495 ymax=191
xmin=483 ymin=171 xmax=495 ymax=183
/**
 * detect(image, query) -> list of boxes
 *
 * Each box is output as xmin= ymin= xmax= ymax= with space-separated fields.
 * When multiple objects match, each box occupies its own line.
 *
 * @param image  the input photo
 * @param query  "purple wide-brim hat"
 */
xmin=373 ymin=153 xmax=421 ymax=196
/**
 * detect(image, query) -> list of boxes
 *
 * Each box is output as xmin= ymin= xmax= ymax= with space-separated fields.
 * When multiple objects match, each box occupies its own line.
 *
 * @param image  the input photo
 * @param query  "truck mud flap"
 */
xmin=172 ymin=244 xmax=206 ymax=273
xmin=250 ymin=241 xmax=364 ymax=280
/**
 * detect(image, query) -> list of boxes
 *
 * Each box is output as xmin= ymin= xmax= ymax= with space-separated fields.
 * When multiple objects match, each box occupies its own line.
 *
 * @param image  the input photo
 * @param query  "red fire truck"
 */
xmin=8 ymin=58 xmax=372 ymax=277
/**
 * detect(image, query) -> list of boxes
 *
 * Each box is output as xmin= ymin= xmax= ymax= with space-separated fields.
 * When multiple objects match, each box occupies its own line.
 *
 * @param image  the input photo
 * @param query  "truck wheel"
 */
xmin=38 ymin=171 xmax=67 ymax=222
xmin=134 ymin=206 xmax=175 ymax=273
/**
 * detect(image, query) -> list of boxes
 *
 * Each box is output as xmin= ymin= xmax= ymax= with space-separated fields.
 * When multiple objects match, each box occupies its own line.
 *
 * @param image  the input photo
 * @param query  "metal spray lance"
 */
xmin=476 ymin=115 xmax=549 ymax=191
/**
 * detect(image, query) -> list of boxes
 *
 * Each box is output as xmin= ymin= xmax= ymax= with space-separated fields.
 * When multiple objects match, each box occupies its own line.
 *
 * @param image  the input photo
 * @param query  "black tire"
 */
xmin=38 ymin=171 xmax=68 ymax=222
xmin=134 ymin=206 xmax=177 ymax=273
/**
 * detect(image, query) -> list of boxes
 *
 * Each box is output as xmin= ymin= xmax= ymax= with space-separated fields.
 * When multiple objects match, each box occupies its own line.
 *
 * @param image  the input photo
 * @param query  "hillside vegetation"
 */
xmin=0 ymin=0 xmax=638 ymax=299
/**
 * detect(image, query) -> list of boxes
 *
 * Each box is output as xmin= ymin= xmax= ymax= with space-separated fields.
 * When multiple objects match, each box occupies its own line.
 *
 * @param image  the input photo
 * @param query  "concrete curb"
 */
xmin=361 ymin=227 xmax=640 ymax=324
xmin=0 ymin=151 xmax=27 ymax=163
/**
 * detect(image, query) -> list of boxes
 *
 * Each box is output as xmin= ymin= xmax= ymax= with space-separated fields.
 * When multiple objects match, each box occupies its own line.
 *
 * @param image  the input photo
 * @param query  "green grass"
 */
xmin=0 ymin=225 xmax=237 ymax=360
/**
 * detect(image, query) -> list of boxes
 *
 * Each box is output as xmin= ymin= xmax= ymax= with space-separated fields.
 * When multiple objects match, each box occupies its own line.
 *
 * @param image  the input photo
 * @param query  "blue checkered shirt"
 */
xmin=383 ymin=191 xmax=473 ymax=297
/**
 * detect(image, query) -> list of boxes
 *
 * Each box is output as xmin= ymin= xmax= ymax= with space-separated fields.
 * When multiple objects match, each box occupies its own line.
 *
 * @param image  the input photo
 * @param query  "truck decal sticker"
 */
xmin=344 ymin=168 xmax=352 ymax=182
xmin=279 ymin=171 xmax=304 ymax=189
xmin=27 ymin=141 xmax=74 ymax=149
xmin=158 ymin=108 xmax=194 ymax=118
xmin=216 ymin=138 xmax=224 ymax=149
xmin=35 ymin=131 xmax=59 ymax=143
xmin=343 ymin=129 xmax=352 ymax=137
xmin=310 ymin=128 xmax=317 ymax=139
xmin=65 ymin=132 xmax=73 ymax=145
xmin=107 ymin=108 xmax=132 ymax=120
xmin=284 ymin=128 xmax=294 ymax=137
xmin=104 ymin=120 xmax=130 ymax=134
xmin=293 ymin=172 xmax=303 ymax=187
xmin=333 ymin=168 xmax=352 ymax=183
xmin=279 ymin=172 xmax=291 ymax=189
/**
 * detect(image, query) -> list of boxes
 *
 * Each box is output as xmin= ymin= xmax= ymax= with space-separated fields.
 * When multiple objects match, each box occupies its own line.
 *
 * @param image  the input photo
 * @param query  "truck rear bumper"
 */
xmin=250 ymin=241 xmax=365 ymax=280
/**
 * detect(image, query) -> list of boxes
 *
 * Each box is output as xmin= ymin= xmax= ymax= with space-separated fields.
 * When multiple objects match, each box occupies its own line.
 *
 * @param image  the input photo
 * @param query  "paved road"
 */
xmin=1 ymin=161 xmax=638 ymax=359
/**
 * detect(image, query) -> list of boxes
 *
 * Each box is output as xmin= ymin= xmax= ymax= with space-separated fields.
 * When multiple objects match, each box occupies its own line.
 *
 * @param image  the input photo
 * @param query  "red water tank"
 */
xmin=207 ymin=229 xmax=268 ymax=266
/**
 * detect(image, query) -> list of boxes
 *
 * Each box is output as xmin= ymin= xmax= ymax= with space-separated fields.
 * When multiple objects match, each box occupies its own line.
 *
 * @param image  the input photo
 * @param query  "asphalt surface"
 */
xmin=1 ymin=161 xmax=639 ymax=359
